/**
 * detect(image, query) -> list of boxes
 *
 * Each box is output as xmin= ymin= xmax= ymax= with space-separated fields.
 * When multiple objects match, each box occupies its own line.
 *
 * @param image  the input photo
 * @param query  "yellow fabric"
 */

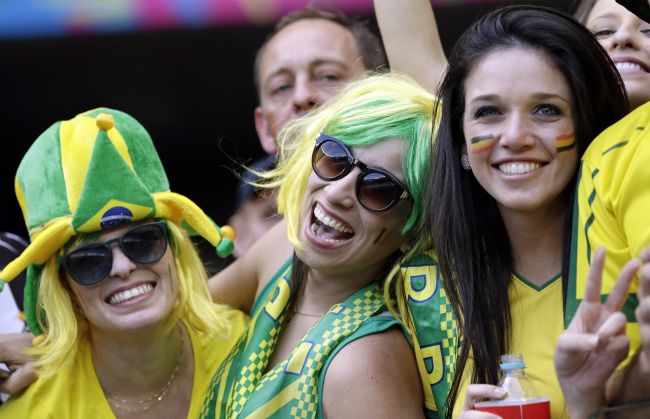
xmin=153 ymin=192 xmax=223 ymax=247
xmin=60 ymin=116 xmax=134 ymax=214
xmin=0 ymin=218 xmax=74 ymax=284
xmin=571 ymin=101 xmax=650 ymax=357
xmin=15 ymin=176 xmax=27 ymax=230
xmin=453 ymin=275 xmax=569 ymax=418
xmin=0 ymin=312 xmax=248 ymax=418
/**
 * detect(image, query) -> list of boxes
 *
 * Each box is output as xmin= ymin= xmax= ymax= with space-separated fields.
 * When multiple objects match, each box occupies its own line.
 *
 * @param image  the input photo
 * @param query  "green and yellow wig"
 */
xmin=257 ymin=72 xmax=439 ymax=250
xmin=0 ymin=108 xmax=235 ymax=374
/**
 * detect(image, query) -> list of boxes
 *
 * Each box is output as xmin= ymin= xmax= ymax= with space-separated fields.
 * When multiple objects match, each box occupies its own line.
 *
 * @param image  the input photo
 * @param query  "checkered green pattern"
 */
xmin=401 ymin=250 xmax=459 ymax=418
xmin=438 ymin=287 xmax=458 ymax=383
xmin=200 ymin=256 xmax=392 ymax=419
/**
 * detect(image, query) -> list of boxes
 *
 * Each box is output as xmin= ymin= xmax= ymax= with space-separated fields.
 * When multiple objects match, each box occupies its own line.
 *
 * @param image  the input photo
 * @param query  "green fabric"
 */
xmin=82 ymin=108 xmax=169 ymax=197
xmin=24 ymin=264 xmax=43 ymax=336
xmin=200 ymin=258 xmax=397 ymax=418
xmin=71 ymin=128 xmax=156 ymax=231
xmin=402 ymin=251 xmax=459 ymax=419
xmin=17 ymin=121 xmax=69 ymax=231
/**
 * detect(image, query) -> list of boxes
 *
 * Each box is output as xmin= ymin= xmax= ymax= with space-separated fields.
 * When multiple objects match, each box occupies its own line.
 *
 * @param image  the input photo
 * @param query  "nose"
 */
xmin=109 ymin=245 xmax=137 ymax=279
xmin=292 ymin=76 xmax=318 ymax=115
xmin=322 ymin=168 xmax=358 ymax=209
xmin=499 ymin=113 xmax=535 ymax=151
xmin=607 ymin=24 xmax=639 ymax=51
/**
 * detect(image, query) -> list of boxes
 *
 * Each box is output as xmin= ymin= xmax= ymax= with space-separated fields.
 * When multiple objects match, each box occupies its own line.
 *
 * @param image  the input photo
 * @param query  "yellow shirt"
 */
xmin=0 ymin=310 xmax=248 ymax=418
xmin=453 ymin=274 xmax=569 ymax=418
xmin=567 ymin=101 xmax=650 ymax=355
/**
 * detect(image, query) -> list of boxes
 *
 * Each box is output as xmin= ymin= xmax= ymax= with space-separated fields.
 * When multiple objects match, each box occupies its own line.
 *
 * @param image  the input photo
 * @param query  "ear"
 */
xmin=400 ymin=237 xmax=413 ymax=255
xmin=255 ymin=106 xmax=278 ymax=155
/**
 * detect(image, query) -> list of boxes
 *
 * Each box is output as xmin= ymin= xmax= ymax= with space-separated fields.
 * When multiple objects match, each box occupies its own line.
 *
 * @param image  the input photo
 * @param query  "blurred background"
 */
xmin=0 ymin=0 xmax=569 ymax=245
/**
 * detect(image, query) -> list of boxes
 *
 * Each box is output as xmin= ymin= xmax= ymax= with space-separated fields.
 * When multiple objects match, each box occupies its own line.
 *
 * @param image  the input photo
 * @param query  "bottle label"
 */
xmin=475 ymin=397 xmax=550 ymax=419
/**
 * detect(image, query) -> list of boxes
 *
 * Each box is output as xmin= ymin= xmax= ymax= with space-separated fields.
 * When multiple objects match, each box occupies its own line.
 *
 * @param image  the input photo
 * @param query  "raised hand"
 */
xmin=554 ymin=247 xmax=639 ymax=419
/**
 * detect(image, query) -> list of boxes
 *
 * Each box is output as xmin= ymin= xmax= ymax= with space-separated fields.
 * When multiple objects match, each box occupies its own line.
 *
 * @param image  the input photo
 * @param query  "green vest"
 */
xmin=200 ymin=258 xmax=400 ymax=418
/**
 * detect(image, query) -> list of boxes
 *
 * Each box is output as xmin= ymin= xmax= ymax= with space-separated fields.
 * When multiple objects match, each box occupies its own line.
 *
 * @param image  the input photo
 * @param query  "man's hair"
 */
xmin=253 ymin=8 xmax=387 ymax=94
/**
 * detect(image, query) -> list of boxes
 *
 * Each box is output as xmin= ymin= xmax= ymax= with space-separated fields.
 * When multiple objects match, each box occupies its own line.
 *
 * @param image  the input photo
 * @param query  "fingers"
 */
xmin=639 ymin=262 xmax=650 ymax=301
xmin=555 ymin=331 xmax=599 ymax=355
xmin=639 ymin=243 xmax=650 ymax=263
xmin=457 ymin=411 xmax=503 ymax=419
xmin=595 ymin=311 xmax=629 ymax=350
xmin=0 ymin=333 xmax=34 ymax=363
xmin=584 ymin=247 xmax=606 ymax=303
xmin=462 ymin=384 xmax=506 ymax=412
xmin=604 ymin=257 xmax=640 ymax=312
xmin=0 ymin=364 xmax=36 ymax=395
xmin=555 ymin=312 xmax=629 ymax=373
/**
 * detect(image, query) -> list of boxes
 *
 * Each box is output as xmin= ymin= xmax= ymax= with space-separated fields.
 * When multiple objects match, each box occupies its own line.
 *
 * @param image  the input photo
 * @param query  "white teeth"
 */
xmin=109 ymin=283 xmax=154 ymax=305
xmin=313 ymin=204 xmax=353 ymax=233
xmin=311 ymin=222 xmax=346 ymax=243
xmin=498 ymin=162 xmax=540 ymax=175
xmin=616 ymin=62 xmax=643 ymax=71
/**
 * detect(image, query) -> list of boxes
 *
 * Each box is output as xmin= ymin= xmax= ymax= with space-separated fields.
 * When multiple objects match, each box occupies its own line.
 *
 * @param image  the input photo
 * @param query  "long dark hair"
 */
xmin=428 ymin=6 xmax=628 ymax=417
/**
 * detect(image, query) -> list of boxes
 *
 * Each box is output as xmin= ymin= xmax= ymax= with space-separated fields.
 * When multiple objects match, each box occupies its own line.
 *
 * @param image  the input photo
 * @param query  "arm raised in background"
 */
xmin=373 ymin=0 xmax=448 ymax=92
xmin=208 ymin=219 xmax=293 ymax=314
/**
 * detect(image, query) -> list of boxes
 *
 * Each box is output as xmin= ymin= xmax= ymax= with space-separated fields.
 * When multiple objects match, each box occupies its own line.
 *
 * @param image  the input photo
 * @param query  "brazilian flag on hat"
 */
xmin=0 ymin=108 xmax=235 ymax=337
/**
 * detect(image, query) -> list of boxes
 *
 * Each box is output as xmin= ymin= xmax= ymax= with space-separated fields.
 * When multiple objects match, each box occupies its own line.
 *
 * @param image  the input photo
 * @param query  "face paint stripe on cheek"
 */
xmin=556 ymin=133 xmax=576 ymax=152
xmin=470 ymin=134 xmax=495 ymax=154
xmin=168 ymin=264 xmax=174 ymax=293
xmin=373 ymin=228 xmax=391 ymax=247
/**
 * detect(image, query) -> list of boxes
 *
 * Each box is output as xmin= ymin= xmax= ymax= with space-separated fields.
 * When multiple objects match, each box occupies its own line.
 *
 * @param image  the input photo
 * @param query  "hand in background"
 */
xmin=0 ymin=332 xmax=36 ymax=395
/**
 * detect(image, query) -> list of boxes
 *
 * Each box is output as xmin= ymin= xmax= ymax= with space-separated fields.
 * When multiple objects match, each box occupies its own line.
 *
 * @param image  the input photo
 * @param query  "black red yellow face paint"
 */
xmin=470 ymin=134 xmax=495 ymax=154
xmin=555 ymin=133 xmax=575 ymax=153
xmin=373 ymin=228 xmax=389 ymax=246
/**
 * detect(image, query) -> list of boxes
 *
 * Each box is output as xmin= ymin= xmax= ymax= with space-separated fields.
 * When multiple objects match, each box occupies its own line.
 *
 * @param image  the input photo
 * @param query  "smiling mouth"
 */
xmin=497 ymin=162 xmax=541 ymax=175
xmin=311 ymin=204 xmax=354 ymax=244
xmin=107 ymin=283 xmax=155 ymax=305
xmin=616 ymin=62 xmax=648 ymax=73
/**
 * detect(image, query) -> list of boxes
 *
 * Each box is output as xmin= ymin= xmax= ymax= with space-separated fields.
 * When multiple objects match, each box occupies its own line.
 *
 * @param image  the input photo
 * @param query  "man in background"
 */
xmin=230 ymin=8 xmax=387 ymax=257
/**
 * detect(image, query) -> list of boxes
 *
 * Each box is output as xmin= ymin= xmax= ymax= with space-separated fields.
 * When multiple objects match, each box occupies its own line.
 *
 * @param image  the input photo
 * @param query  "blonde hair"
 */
xmin=28 ymin=220 xmax=232 ymax=378
xmin=254 ymin=72 xmax=438 ymax=250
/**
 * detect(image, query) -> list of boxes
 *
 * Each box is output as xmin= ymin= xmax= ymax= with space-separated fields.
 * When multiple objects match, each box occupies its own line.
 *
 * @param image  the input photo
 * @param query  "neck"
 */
xmin=297 ymin=268 xmax=380 ymax=315
xmin=90 ymin=321 xmax=186 ymax=400
xmin=499 ymin=200 xmax=567 ymax=287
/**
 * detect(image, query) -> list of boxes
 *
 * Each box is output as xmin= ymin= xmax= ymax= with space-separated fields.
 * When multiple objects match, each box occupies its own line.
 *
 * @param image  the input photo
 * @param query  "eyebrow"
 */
xmin=589 ymin=13 xmax=619 ymax=23
xmin=468 ymin=92 xmax=570 ymax=104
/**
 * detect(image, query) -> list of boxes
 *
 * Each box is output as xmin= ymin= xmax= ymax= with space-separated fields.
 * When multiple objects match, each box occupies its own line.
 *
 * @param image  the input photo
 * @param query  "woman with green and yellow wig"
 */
xmin=0 ymin=108 xmax=247 ymax=418
xmin=203 ymin=72 xmax=439 ymax=418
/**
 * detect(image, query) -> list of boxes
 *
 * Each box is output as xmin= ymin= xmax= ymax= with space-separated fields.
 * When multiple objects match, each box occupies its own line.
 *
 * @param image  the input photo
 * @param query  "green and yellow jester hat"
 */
xmin=0 ymin=108 xmax=235 ymax=337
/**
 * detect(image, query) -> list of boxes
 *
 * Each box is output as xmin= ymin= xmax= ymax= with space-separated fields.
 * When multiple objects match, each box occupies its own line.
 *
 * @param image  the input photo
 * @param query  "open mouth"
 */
xmin=497 ymin=162 xmax=542 ymax=175
xmin=310 ymin=203 xmax=354 ymax=244
xmin=107 ymin=283 xmax=155 ymax=305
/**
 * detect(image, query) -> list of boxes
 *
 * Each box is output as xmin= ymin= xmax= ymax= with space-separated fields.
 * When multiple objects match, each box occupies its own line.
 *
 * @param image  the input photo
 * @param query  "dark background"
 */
xmin=0 ymin=0 xmax=570 ymax=242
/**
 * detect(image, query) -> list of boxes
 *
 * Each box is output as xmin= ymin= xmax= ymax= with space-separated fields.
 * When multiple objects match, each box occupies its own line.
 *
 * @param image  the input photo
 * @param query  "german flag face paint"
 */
xmin=471 ymin=134 xmax=495 ymax=154
xmin=556 ymin=133 xmax=576 ymax=153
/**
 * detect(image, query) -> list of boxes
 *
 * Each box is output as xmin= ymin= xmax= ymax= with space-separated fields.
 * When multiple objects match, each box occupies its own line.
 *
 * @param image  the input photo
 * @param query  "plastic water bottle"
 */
xmin=475 ymin=354 xmax=550 ymax=419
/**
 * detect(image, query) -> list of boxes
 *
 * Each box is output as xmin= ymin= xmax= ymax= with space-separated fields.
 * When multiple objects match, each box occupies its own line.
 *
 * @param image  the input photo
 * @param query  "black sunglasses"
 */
xmin=59 ymin=221 xmax=168 ymax=286
xmin=311 ymin=133 xmax=411 ymax=212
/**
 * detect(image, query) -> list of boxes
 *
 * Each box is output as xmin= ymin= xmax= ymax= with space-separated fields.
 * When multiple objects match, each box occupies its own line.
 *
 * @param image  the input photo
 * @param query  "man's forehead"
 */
xmin=259 ymin=19 xmax=362 ymax=79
